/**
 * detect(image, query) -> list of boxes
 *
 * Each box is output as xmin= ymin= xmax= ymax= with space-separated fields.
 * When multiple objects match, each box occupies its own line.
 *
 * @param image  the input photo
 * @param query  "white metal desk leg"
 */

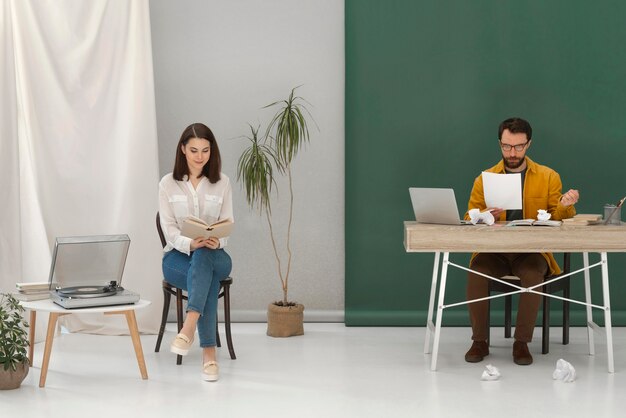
xmin=424 ymin=252 xmax=441 ymax=354
xmin=431 ymin=252 xmax=449 ymax=371
xmin=583 ymin=252 xmax=594 ymax=355
xmin=600 ymin=252 xmax=614 ymax=373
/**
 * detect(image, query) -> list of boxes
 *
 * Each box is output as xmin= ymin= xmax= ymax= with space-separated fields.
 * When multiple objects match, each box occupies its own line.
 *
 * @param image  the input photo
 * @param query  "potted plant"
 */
xmin=237 ymin=87 xmax=315 ymax=337
xmin=0 ymin=293 xmax=30 ymax=390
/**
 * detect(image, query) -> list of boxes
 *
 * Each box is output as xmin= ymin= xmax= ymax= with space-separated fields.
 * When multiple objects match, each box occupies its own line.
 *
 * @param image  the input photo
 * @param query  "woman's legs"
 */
xmin=162 ymin=248 xmax=232 ymax=361
xmin=196 ymin=249 xmax=232 ymax=362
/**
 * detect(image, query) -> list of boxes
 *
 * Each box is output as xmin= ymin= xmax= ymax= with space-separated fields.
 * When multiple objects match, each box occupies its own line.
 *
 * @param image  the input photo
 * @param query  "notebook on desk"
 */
xmin=48 ymin=234 xmax=140 ymax=309
xmin=409 ymin=187 xmax=473 ymax=225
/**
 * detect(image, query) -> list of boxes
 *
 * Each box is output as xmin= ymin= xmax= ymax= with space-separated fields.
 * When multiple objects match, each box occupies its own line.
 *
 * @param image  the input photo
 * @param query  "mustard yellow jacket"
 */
xmin=464 ymin=156 xmax=576 ymax=274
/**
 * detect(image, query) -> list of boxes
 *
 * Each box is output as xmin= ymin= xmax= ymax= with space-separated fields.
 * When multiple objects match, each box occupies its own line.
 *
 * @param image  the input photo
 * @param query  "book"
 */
xmin=562 ymin=214 xmax=602 ymax=225
xmin=15 ymin=281 xmax=50 ymax=292
xmin=506 ymin=219 xmax=563 ymax=227
xmin=11 ymin=291 xmax=50 ymax=301
xmin=16 ymin=289 xmax=50 ymax=295
xmin=181 ymin=216 xmax=234 ymax=239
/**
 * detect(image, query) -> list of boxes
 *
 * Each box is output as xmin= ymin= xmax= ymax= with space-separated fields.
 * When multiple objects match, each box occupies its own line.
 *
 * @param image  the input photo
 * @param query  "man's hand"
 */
xmin=487 ymin=207 xmax=504 ymax=218
xmin=560 ymin=189 xmax=579 ymax=207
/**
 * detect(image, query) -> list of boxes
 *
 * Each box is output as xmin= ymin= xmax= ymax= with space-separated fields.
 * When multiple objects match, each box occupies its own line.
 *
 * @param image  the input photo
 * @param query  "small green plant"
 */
xmin=0 ymin=293 xmax=30 ymax=371
xmin=237 ymin=87 xmax=315 ymax=306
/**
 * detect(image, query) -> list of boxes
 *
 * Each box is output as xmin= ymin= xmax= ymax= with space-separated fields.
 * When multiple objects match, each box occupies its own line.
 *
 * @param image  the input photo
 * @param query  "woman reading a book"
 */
xmin=158 ymin=122 xmax=233 ymax=382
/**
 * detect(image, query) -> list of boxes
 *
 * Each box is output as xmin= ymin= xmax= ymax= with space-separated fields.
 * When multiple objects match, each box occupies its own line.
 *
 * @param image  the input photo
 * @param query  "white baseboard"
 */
xmin=167 ymin=308 xmax=344 ymax=323
xmin=229 ymin=309 xmax=344 ymax=323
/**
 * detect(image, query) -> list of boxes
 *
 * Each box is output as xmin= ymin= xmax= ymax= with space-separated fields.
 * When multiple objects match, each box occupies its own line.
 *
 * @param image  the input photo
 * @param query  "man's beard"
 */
xmin=503 ymin=156 xmax=525 ymax=170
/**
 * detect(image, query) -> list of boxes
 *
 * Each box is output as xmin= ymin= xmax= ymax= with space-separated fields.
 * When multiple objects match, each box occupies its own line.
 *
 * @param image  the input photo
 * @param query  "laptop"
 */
xmin=409 ymin=187 xmax=472 ymax=225
xmin=48 ymin=234 xmax=140 ymax=309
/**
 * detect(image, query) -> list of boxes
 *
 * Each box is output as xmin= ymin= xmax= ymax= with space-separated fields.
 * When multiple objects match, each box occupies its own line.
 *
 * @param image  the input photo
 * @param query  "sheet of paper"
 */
xmin=481 ymin=172 xmax=522 ymax=209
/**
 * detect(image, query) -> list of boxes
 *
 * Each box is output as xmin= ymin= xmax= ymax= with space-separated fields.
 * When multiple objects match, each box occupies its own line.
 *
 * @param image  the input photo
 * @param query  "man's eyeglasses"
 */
xmin=500 ymin=141 xmax=529 ymax=152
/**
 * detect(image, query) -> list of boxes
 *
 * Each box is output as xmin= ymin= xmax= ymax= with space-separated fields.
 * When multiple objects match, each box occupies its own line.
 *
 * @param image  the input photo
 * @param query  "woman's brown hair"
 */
xmin=172 ymin=123 xmax=221 ymax=183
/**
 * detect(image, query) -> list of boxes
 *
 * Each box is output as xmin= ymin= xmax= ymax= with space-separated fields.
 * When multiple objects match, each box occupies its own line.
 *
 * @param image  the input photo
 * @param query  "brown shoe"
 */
xmin=512 ymin=340 xmax=533 ymax=365
xmin=464 ymin=341 xmax=489 ymax=363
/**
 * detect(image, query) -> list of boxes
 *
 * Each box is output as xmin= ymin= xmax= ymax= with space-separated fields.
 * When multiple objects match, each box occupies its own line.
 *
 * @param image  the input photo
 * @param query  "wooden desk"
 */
xmin=20 ymin=299 xmax=151 ymax=387
xmin=404 ymin=221 xmax=626 ymax=372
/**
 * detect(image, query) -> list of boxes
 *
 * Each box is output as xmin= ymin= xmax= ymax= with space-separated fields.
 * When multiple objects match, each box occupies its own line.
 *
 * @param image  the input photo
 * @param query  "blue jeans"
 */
xmin=162 ymin=248 xmax=232 ymax=347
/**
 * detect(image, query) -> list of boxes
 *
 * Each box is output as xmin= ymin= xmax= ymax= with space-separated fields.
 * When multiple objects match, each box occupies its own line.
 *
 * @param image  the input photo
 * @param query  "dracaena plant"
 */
xmin=0 ymin=293 xmax=30 ymax=371
xmin=237 ymin=87 xmax=315 ymax=306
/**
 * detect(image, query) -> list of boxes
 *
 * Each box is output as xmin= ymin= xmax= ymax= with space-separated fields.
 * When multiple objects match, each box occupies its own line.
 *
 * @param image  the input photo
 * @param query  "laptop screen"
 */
xmin=409 ymin=187 xmax=467 ymax=225
xmin=48 ymin=235 xmax=130 ymax=290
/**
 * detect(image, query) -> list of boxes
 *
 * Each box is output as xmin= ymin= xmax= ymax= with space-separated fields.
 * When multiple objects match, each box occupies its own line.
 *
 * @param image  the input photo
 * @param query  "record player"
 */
xmin=48 ymin=234 xmax=140 ymax=309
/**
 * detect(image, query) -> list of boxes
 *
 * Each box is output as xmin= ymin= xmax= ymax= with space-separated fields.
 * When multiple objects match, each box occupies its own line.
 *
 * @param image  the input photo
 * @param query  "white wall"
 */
xmin=149 ymin=0 xmax=345 ymax=321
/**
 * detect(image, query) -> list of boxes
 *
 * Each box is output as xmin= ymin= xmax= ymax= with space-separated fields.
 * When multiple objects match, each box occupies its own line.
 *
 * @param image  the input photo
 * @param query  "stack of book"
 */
xmin=12 ymin=281 xmax=51 ymax=301
xmin=562 ymin=214 xmax=603 ymax=225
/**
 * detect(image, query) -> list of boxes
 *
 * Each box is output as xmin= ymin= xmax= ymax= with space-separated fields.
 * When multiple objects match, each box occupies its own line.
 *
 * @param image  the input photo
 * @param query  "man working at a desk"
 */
xmin=463 ymin=117 xmax=579 ymax=365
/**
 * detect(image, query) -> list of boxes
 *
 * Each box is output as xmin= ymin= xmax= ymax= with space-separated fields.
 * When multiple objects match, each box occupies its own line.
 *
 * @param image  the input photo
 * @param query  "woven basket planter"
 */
xmin=266 ymin=303 xmax=304 ymax=337
xmin=0 ymin=361 xmax=29 ymax=390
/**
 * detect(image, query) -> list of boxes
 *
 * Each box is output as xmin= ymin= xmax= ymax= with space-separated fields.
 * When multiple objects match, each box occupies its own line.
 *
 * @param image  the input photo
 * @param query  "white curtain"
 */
xmin=0 ymin=0 xmax=162 ymax=334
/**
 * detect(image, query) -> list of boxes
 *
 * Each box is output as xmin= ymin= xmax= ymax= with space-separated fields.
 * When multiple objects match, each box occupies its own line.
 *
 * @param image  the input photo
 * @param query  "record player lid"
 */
xmin=48 ymin=234 xmax=131 ymax=290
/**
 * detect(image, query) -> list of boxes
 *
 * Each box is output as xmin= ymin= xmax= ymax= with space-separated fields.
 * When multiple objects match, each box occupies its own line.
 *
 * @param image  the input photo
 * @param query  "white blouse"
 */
xmin=158 ymin=172 xmax=234 ymax=255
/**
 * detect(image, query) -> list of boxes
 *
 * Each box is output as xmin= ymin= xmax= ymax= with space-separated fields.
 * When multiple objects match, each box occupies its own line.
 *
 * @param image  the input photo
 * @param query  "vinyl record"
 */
xmin=56 ymin=285 xmax=118 ymax=298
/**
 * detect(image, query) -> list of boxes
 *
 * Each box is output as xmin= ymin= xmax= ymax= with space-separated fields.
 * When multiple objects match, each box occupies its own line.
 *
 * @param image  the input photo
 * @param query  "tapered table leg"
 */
xmin=39 ymin=312 xmax=68 ymax=387
xmin=29 ymin=310 xmax=36 ymax=365
xmin=106 ymin=310 xmax=148 ymax=379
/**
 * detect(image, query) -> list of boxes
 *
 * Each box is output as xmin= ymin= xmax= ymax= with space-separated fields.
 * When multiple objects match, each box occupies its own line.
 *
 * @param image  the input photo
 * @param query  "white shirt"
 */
xmin=158 ymin=172 xmax=234 ymax=255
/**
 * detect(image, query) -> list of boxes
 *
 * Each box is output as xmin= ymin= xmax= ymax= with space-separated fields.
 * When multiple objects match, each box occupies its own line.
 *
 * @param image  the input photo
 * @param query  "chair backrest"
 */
xmin=156 ymin=212 xmax=166 ymax=249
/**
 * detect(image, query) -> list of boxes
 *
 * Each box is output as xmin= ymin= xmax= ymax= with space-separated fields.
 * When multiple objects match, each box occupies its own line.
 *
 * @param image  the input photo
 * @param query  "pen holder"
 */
xmin=604 ymin=204 xmax=622 ymax=225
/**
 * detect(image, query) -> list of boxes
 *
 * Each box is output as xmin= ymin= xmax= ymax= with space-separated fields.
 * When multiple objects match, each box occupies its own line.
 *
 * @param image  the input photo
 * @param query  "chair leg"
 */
xmin=216 ymin=319 xmax=222 ymax=347
xmin=223 ymin=283 xmax=236 ymax=359
xmin=486 ymin=299 xmax=491 ymax=346
xmin=542 ymin=294 xmax=550 ymax=354
xmin=216 ymin=285 xmax=223 ymax=347
xmin=176 ymin=289 xmax=184 ymax=365
xmin=563 ymin=279 xmax=570 ymax=346
xmin=504 ymin=295 xmax=512 ymax=338
xmin=155 ymin=287 xmax=171 ymax=353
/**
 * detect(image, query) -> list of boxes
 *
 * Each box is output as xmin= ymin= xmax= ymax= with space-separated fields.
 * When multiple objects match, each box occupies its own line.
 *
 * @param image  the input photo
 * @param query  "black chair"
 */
xmin=154 ymin=212 xmax=236 ymax=363
xmin=487 ymin=253 xmax=570 ymax=354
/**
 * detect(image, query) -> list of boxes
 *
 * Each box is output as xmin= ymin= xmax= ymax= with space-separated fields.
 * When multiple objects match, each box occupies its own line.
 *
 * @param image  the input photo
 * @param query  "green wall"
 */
xmin=345 ymin=1 xmax=626 ymax=326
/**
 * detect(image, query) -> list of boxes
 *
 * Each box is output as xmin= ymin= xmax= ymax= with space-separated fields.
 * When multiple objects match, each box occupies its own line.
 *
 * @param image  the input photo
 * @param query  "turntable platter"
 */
xmin=56 ymin=285 xmax=118 ymax=298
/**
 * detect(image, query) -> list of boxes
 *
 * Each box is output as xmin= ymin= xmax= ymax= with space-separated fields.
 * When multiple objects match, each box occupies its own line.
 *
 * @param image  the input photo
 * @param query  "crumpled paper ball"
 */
xmin=481 ymin=364 xmax=501 ymax=381
xmin=552 ymin=359 xmax=576 ymax=382
xmin=468 ymin=208 xmax=495 ymax=225
xmin=537 ymin=209 xmax=552 ymax=221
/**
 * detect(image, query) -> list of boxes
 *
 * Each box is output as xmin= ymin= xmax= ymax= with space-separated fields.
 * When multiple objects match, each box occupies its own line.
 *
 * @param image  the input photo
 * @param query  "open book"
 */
xmin=506 ymin=219 xmax=562 ymax=227
xmin=181 ymin=216 xmax=234 ymax=239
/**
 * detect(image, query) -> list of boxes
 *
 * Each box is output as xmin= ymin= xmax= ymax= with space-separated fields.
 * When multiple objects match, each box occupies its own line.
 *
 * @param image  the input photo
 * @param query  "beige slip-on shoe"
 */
xmin=170 ymin=333 xmax=194 ymax=356
xmin=202 ymin=361 xmax=219 ymax=382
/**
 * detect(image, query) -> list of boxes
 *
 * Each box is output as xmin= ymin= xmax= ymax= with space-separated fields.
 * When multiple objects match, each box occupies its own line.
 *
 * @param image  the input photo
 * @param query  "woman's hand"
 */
xmin=204 ymin=237 xmax=220 ymax=250
xmin=190 ymin=237 xmax=220 ymax=251
xmin=190 ymin=237 xmax=207 ymax=251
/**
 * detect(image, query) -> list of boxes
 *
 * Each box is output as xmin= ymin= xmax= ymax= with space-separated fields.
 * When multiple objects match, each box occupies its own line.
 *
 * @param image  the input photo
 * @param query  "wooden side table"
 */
xmin=20 ymin=299 xmax=151 ymax=387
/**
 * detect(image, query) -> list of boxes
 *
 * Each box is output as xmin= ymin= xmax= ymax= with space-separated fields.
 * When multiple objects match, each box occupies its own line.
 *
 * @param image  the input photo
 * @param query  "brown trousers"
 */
xmin=467 ymin=253 xmax=548 ymax=343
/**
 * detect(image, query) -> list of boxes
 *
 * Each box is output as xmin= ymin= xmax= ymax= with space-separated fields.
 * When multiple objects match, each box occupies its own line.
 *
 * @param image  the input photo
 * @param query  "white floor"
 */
xmin=2 ymin=324 xmax=625 ymax=418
